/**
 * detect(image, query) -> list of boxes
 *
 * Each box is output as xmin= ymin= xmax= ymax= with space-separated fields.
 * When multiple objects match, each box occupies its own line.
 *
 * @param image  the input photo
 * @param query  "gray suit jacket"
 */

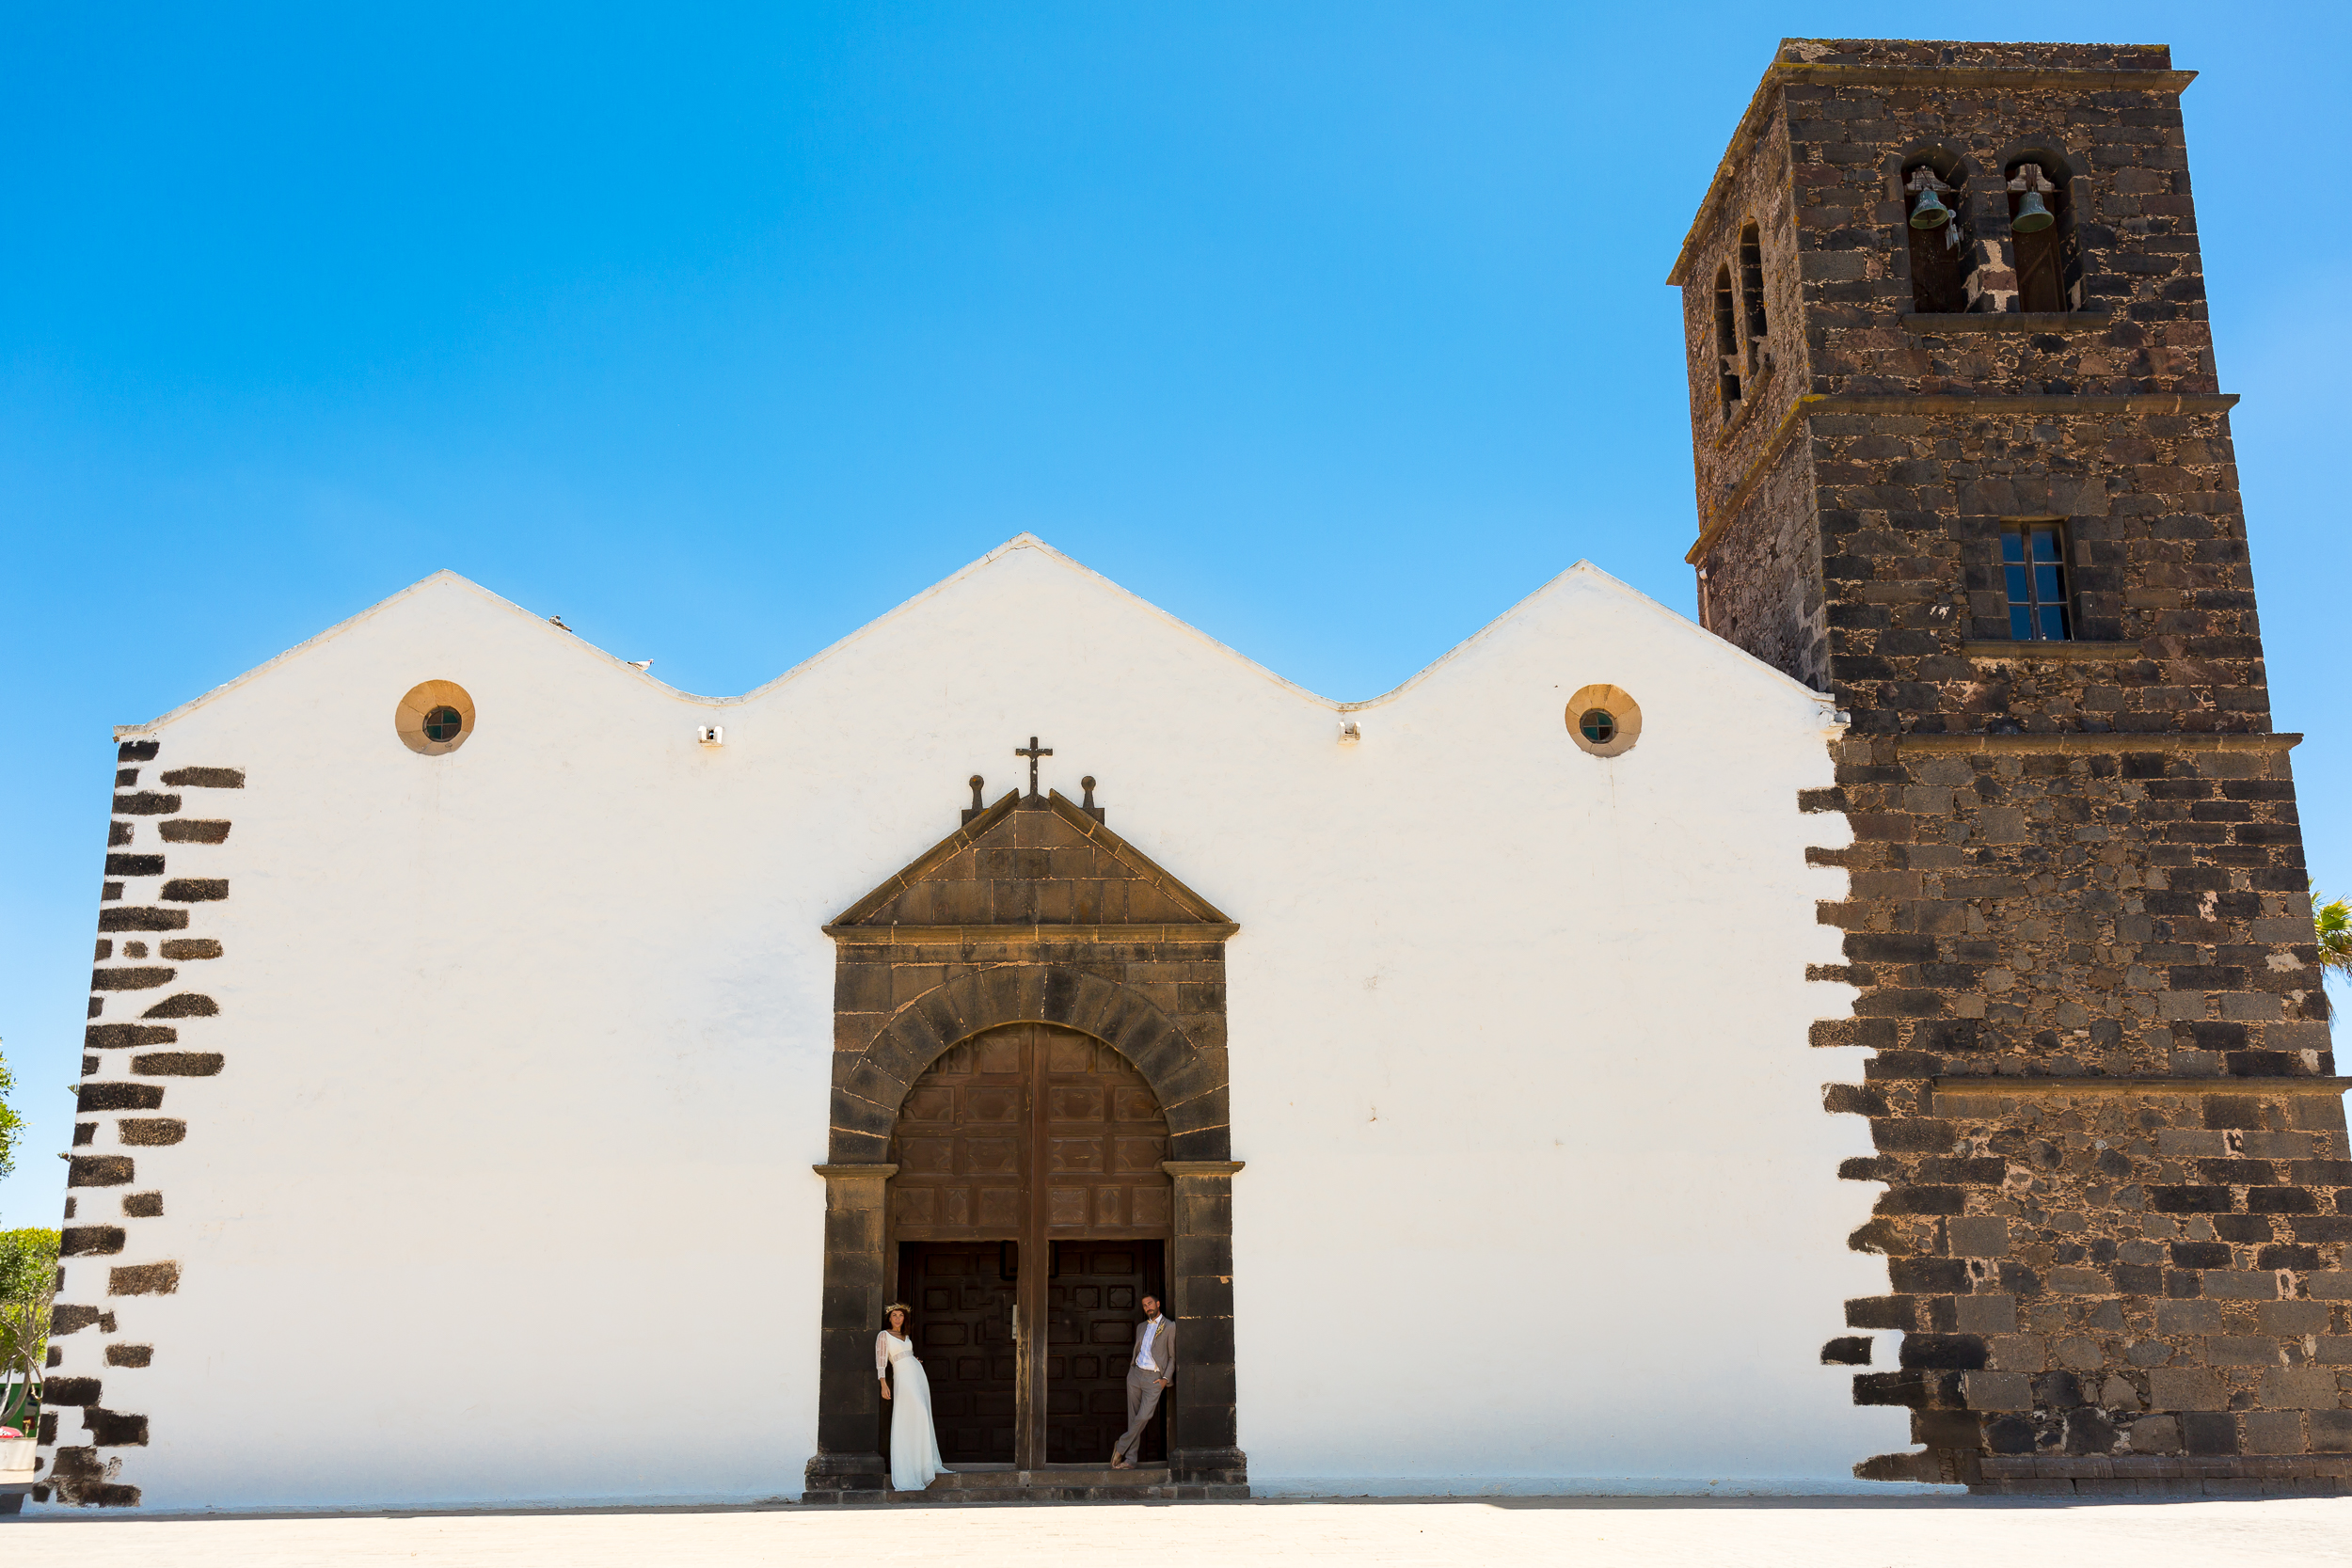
xmin=1131 ymin=1316 xmax=1176 ymax=1383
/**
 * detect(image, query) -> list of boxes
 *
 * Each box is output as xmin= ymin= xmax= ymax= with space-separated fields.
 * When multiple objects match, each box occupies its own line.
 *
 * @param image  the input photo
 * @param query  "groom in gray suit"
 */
xmin=1108 ymin=1294 xmax=1174 ymax=1469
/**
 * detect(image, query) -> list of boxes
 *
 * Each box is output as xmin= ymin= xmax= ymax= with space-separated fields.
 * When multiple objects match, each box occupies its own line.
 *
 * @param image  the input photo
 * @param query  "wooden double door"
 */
xmin=890 ymin=1022 xmax=1172 ymax=1467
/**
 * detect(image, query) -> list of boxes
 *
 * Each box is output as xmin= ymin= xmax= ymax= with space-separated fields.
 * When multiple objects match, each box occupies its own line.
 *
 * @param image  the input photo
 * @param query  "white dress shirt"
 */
xmin=1136 ymin=1316 xmax=1163 ymax=1372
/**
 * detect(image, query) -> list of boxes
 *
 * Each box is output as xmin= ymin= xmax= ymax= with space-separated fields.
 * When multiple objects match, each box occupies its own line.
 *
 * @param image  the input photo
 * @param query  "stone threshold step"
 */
xmin=932 ymin=1465 xmax=1168 ymax=1489
xmin=803 ymin=1467 xmax=1251 ymax=1506
xmin=878 ymin=1483 xmax=1248 ymax=1505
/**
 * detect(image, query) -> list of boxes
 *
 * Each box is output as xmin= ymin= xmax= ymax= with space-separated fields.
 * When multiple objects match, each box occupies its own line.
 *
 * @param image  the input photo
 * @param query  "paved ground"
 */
xmin=9 ymin=1496 xmax=2352 ymax=1567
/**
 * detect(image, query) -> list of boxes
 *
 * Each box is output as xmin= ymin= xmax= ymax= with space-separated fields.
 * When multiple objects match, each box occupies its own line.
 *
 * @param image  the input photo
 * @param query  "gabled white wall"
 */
xmin=46 ymin=539 xmax=1902 ymax=1511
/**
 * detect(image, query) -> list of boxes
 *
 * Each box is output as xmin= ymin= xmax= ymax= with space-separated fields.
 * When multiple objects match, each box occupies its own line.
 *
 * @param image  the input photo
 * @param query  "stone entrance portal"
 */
xmin=804 ymin=785 xmax=1245 ymax=1501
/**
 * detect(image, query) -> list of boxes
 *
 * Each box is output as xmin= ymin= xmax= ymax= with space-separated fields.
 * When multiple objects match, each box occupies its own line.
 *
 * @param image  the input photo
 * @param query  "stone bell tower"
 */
xmin=1672 ymin=40 xmax=2346 ymax=1493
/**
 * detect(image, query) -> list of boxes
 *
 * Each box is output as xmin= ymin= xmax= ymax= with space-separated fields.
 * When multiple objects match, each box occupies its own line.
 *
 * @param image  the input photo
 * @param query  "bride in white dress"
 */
xmin=877 ymin=1304 xmax=950 ymax=1491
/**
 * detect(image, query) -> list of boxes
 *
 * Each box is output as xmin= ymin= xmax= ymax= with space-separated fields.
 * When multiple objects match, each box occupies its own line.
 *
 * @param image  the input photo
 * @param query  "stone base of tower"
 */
xmin=1862 ymin=1448 xmax=2352 ymax=1495
xmin=1972 ymin=1455 xmax=2352 ymax=1497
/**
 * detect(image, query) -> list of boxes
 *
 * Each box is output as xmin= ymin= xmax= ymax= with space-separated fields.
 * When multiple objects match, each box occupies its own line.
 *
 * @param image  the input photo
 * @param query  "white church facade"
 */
xmin=37 ymin=33 xmax=2352 ymax=1509
xmin=40 ymin=536 xmax=1903 ymax=1508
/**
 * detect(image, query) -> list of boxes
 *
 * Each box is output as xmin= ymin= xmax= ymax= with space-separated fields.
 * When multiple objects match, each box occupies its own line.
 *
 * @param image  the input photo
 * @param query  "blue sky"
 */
xmin=3 ymin=3 xmax=2345 ymax=1226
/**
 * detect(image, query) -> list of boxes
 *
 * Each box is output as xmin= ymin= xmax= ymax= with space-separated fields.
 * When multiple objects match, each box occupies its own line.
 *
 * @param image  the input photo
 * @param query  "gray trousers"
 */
xmin=1111 ymin=1364 xmax=1168 ymax=1463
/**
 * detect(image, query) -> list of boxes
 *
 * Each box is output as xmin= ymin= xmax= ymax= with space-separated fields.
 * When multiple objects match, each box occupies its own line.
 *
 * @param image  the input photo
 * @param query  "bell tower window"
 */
xmin=1712 ymin=264 xmax=1741 ymax=414
xmin=2006 ymin=158 xmax=2079 ymax=313
xmin=1902 ymin=161 xmax=1972 ymax=314
xmin=1738 ymin=222 xmax=1768 ymax=356
xmin=2001 ymin=521 xmax=2074 ymax=641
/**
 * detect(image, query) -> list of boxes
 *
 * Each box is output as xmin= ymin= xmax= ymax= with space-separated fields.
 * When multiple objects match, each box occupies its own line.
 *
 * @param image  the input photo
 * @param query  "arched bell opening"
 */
xmin=1738 ymin=220 xmax=1768 ymax=345
xmin=2000 ymin=148 xmax=2084 ymax=313
xmin=1711 ymin=262 xmax=1743 ymax=416
xmin=1896 ymin=147 xmax=1979 ymax=314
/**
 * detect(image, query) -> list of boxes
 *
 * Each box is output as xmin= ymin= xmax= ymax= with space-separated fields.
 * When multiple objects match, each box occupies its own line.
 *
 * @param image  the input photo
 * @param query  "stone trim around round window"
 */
xmin=1565 ymin=684 xmax=1642 ymax=758
xmin=394 ymin=681 xmax=476 ymax=756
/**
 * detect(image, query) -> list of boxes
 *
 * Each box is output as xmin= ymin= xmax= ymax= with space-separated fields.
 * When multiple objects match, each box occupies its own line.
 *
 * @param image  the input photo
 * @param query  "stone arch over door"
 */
xmin=803 ymin=786 xmax=1244 ymax=1500
xmin=830 ymin=964 xmax=1232 ymax=1164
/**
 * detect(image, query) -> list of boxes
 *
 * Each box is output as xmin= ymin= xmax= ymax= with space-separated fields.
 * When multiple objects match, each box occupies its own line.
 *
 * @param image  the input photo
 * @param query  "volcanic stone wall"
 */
xmin=1677 ymin=40 xmax=2344 ymax=1493
xmin=1700 ymin=438 xmax=1829 ymax=695
xmin=1804 ymin=403 xmax=2265 ymax=736
xmin=38 ymin=739 xmax=237 ymax=1508
xmin=1809 ymin=736 xmax=2324 ymax=1076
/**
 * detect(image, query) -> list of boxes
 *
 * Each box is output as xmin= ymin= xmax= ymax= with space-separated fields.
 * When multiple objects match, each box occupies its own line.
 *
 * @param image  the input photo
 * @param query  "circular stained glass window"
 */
xmin=1565 ymin=685 xmax=1641 ymax=756
xmin=395 ymin=681 xmax=476 ymax=755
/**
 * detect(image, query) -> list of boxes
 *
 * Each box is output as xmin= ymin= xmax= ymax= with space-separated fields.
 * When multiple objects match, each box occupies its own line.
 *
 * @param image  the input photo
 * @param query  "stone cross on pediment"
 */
xmin=1015 ymin=736 xmax=1053 ymax=800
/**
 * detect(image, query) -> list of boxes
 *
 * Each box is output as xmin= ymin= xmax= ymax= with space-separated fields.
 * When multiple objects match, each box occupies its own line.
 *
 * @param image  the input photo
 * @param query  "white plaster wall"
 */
xmin=44 ymin=539 xmax=1905 ymax=1511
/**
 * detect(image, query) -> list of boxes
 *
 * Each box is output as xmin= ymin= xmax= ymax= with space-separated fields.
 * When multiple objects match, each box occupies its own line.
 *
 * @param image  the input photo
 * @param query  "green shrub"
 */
xmin=0 ymin=1229 xmax=53 ymax=1435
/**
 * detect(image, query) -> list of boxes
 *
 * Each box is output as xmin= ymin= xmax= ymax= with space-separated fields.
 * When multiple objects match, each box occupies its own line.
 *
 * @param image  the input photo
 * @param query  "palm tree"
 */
xmin=2315 ymin=889 xmax=2352 ymax=983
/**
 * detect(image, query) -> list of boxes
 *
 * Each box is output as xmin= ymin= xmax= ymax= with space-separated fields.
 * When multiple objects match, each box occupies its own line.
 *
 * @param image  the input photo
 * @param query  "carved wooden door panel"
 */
xmin=1041 ymin=1029 xmax=1174 ymax=1237
xmin=890 ymin=1027 xmax=1027 ymax=1239
xmin=1047 ymin=1241 xmax=1166 ymax=1464
xmin=890 ymin=1022 xmax=1171 ymax=1468
xmin=902 ymin=1242 xmax=1018 ymax=1465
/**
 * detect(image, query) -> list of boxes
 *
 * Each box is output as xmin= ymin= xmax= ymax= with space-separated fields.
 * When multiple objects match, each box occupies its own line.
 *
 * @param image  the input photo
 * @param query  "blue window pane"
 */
xmin=2001 ymin=524 xmax=2071 ymax=641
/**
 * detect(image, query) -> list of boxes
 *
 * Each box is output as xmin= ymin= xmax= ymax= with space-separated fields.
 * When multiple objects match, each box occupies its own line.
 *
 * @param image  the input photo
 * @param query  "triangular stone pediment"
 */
xmin=828 ymin=791 xmax=1233 ymax=936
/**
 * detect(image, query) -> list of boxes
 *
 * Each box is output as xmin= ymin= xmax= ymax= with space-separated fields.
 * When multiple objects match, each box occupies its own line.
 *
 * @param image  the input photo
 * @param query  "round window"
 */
xmin=1565 ymin=684 xmax=1641 ymax=758
xmin=395 ymin=681 xmax=477 ymax=756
